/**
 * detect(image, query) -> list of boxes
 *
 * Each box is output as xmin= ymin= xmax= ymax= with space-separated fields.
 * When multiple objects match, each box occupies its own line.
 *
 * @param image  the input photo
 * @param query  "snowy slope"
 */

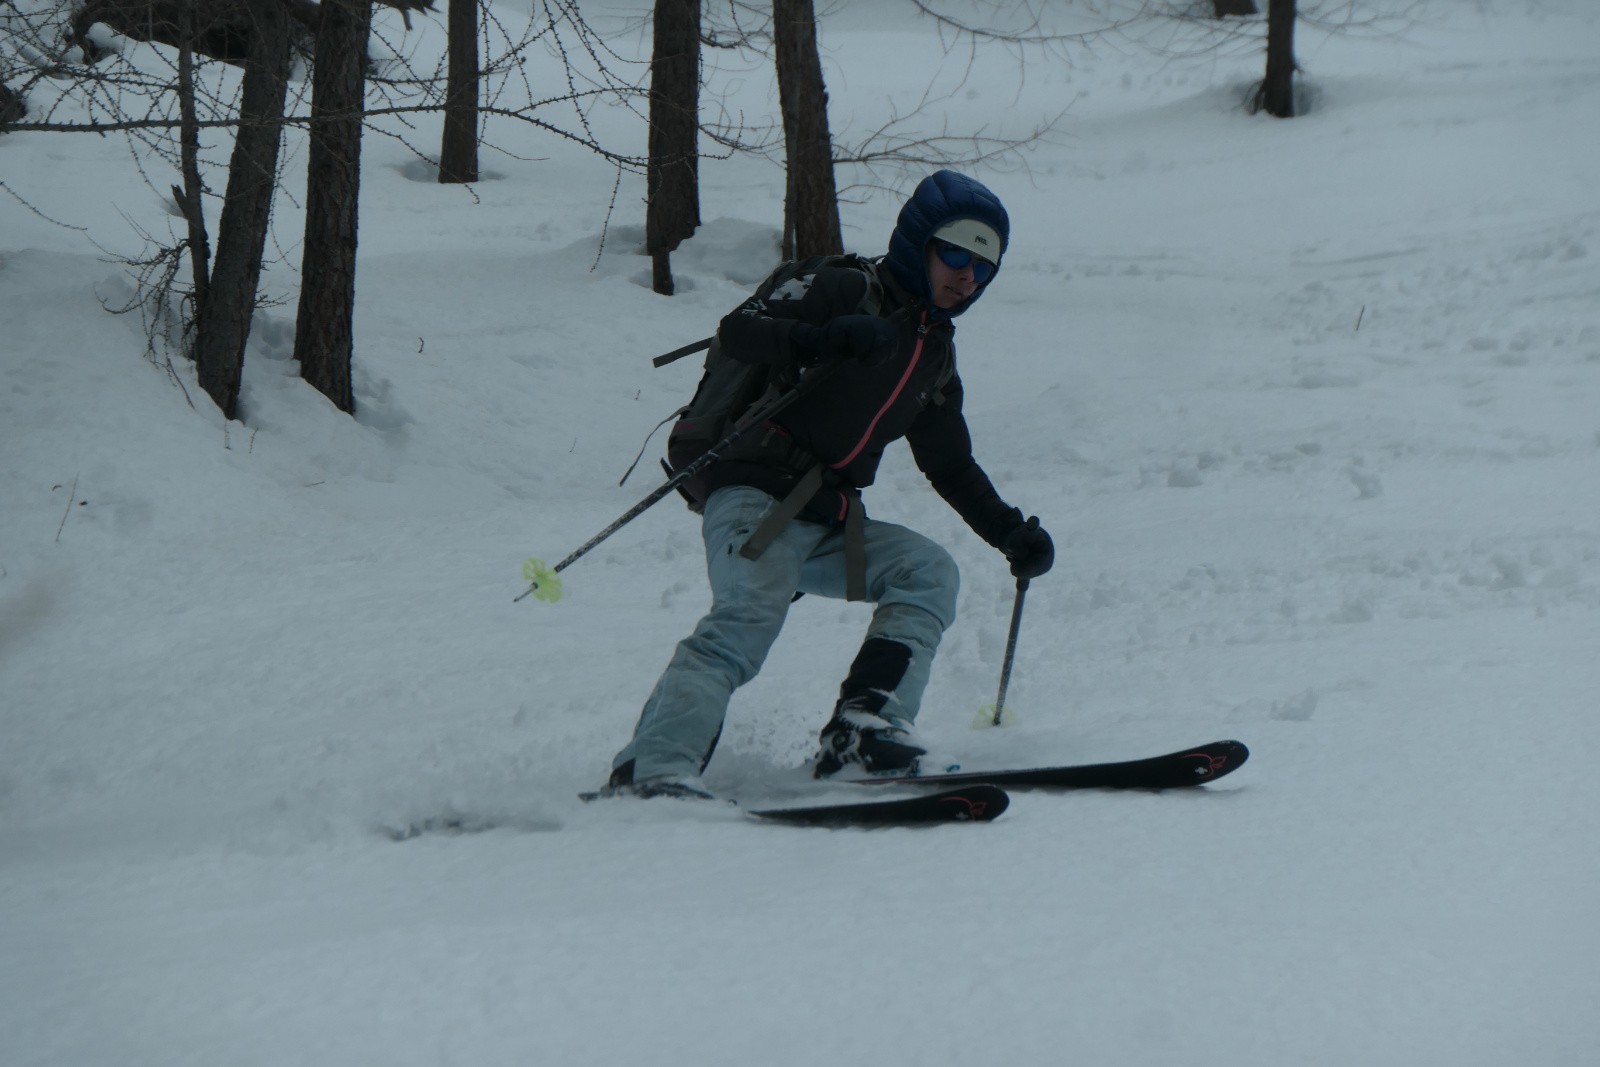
xmin=2 ymin=2 xmax=1598 ymax=1064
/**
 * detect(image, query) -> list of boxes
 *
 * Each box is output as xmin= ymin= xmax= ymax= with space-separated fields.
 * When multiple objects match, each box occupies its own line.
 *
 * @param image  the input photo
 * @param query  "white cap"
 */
xmin=931 ymin=218 xmax=1002 ymax=263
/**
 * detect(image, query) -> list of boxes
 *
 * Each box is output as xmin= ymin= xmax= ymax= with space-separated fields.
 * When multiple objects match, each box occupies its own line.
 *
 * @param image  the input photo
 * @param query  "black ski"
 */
xmin=856 ymin=739 xmax=1249 ymax=792
xmin=748 ymin=784 xmax=1009 ymax=826
xmin=574 ymin=783 xmax=1010 ymax=826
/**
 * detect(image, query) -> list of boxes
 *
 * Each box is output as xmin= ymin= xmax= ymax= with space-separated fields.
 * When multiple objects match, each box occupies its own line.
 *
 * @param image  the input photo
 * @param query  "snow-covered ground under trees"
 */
xmin=2 ymin=1 xmax=1598 ymax=1064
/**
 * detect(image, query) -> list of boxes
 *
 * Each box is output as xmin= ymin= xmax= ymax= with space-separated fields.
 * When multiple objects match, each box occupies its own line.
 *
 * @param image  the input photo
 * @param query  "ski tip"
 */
xmin=939 ymin=783 xmax=1009 ymax=822
xmin=1185 ymin=739 xmax=1249 ymax=783
xmin=972 ymin=784 xmax=1010 ymax=820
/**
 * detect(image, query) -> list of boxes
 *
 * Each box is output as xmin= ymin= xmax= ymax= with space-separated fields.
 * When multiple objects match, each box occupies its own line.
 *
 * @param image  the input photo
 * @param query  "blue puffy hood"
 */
xmin=884 ymin=170 xmax=1010 ymax=318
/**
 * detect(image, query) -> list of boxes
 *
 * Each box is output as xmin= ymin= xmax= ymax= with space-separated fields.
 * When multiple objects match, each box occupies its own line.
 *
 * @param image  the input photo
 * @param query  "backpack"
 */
xmin=661 ymin=253 xmax=883 ymax=507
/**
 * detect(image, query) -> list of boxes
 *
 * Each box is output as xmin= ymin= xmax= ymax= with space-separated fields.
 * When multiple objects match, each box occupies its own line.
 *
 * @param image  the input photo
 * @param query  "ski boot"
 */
xmin=814 ymin=700 xmax=926 ymax=778
xmin=602 ymin=761 xmax=717 ymax=801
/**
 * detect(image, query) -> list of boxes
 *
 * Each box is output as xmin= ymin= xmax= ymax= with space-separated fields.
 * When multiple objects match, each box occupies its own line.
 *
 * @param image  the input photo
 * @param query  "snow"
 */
xmin=3 ymin=1 xmax=1598 ymax=1064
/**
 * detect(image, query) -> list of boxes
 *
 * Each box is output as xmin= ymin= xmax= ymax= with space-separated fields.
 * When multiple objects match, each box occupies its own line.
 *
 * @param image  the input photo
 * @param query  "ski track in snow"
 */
xmin=2 ymin=1 xmax=1598 ymax=1064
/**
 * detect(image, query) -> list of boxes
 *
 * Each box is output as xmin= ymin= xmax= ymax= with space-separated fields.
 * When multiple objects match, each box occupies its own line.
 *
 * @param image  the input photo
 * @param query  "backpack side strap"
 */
xmin=738 ymin=465 xmax=868 ymax=602
xmin=653 ymin=336 xmax=715 ymax=369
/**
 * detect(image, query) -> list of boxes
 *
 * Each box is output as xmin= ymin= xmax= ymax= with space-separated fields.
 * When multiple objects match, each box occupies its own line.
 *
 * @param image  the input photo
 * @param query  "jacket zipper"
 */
xmin=831 ymin=310 xmax=928 ymax=471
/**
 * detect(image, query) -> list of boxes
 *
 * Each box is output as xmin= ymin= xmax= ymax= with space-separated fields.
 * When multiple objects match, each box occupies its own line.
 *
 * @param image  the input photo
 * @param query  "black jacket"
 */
xmin=706 ymin=258 xmax=1023 ymax=548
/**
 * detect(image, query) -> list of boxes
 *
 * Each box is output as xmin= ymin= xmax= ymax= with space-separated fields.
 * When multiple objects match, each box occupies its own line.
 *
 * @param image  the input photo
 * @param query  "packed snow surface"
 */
xmin=2 ymin=2 xmax=1596 ymax=1064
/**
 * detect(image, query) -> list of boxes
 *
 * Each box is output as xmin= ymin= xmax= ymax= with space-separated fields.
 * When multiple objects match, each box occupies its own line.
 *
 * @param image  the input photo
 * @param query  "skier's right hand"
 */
xmin=814 ymin=315 xmax=898 ymax=367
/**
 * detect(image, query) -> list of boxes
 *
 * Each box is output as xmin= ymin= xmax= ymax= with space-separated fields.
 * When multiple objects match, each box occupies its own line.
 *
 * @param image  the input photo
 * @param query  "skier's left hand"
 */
xmin=1001 ymin=516 xmax=1054 ymax=580
xmin=818 ymin=314 xmax=898 ymax=366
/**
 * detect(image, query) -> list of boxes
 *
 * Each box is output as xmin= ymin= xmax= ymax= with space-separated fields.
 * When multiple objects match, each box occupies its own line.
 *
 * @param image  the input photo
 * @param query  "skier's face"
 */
xmin=925 ymin=241 xmax=991 ymax=309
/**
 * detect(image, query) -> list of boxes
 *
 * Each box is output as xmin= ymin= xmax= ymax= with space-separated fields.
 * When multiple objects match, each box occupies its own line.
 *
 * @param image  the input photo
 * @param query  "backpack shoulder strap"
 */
xmin=927 ymin=347 xmax=957 ymax=407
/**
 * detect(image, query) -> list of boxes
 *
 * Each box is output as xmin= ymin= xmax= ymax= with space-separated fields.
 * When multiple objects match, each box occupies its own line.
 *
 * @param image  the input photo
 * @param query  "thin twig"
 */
xmin=55 ymin=474 xmax=79 ymax=543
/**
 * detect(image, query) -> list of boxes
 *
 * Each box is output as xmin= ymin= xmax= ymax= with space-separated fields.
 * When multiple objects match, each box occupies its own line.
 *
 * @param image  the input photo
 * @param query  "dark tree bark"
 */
xmin=1257 ymin=0 xmax=1297 ymax=118
xmin=646 ymin=0 xmax=701 ymax=295
xmin=0 ymin=81 xmax=24 ymax=128
xmin=66 ymin=0 xmax=324 ymax=67
xmin=1212 ymin=0 xmax=1258 ymax=16
xmin=439 ymin=0 xmax=479 ymax=183
xmin=174 ymin=17 xmax=209 ymax=312
xmin=773 ymin=0 xmax=840 ymax=260
xmin=194 ymin=0 xmax=290 ymax=420
xmin=294 ymin=0 xmax=371 ymax=415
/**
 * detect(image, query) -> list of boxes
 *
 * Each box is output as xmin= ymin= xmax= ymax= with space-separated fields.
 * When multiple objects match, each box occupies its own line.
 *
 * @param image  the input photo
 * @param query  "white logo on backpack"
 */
xmin=770 ymin=273 xmax=818 ymax=303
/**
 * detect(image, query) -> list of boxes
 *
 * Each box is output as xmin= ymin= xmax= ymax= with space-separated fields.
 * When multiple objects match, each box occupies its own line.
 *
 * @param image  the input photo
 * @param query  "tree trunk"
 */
xmin=0 ymin=81 xmax=24 ymax=128
xmin=1212 ymin=0 xmax=1258 ymax=16
xmin=646 ymin=0 xmax=701 ymax=296
xmin=439 ymin=0 xmax=479 ymax=183
xmin=194 ymin=0 xmax=291 ymax=420
xmin=1259 ymin=0 xmax=1297 ymax=118
xmin=773 ymin=0 xmax=840 ymax=260
xmin=175 ymin=23 xmax=210 ymax=317
xmin=294 ymin=0 xmax=371 ymax=415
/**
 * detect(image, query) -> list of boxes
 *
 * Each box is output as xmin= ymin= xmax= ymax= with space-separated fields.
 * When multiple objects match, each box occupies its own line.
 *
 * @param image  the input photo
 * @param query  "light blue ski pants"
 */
xmin=613 ymin=485 xmax=960 ymax=781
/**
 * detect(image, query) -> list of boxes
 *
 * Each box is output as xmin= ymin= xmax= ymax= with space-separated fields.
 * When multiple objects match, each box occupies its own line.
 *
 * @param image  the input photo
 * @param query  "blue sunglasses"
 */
xmin=933 ymin=239 xmax=997 ymax=284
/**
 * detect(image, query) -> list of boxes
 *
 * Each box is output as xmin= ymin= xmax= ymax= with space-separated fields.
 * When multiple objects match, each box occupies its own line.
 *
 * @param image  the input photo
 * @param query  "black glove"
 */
xmin=816 ymin=314 xmax=898 ymax=367
xmin=1001 ymin=516 xmax=1054 ymax=580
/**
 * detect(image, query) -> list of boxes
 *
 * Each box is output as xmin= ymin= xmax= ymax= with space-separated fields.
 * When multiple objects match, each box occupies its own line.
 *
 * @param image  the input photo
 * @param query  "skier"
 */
xmin=606 ymin=169 xmax=1055 ymax=797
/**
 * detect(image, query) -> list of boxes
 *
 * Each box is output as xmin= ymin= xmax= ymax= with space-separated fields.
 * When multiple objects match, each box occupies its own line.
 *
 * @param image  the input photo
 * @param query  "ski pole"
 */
xmin=516 ymin=364 xmax=836 ymax=603
xmin=988 ymin=577 xmax=1030 ymax=726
